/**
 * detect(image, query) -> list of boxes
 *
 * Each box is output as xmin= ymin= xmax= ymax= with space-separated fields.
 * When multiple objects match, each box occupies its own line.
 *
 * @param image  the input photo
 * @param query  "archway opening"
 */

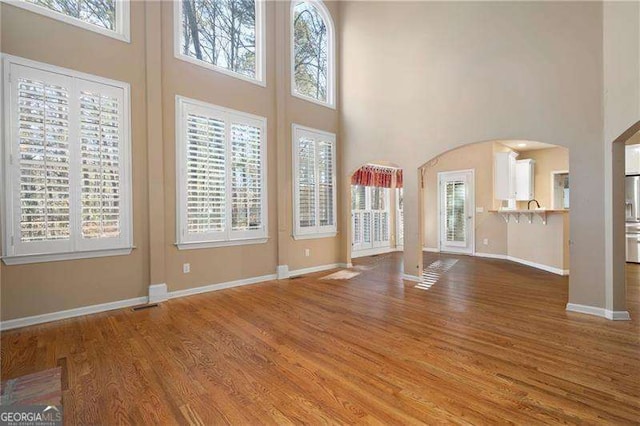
xmin=616 ymin=124 xmax=640 ymax=319
xmin=418 ymin=139 xmax=570 ymax=283
xmin=349 ymin=163 xmax=404 ymax=264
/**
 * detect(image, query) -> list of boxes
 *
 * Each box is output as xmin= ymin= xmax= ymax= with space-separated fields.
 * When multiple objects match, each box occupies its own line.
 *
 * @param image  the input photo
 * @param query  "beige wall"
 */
xmin=518 ymin=147 xmax=570 ymax=209
xmin=0 ymin=1 xmax=342 ymax=320
xmin=421 ymin=141 xmax=507 ymax=256
xmin=340 ymin=1 xmax=606 ymax=307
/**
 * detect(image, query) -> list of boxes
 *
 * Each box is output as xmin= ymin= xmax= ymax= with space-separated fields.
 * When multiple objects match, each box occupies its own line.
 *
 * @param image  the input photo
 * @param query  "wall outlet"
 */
xmin=183 ymin=263 xmax=190 ymax=274
xmin=483 ymin=238 xmax=489 ymax=246
xmin=304 ymin=248 xmax=310 ymax=257
xmin=476 ymin=207 xmax=484 ymax=213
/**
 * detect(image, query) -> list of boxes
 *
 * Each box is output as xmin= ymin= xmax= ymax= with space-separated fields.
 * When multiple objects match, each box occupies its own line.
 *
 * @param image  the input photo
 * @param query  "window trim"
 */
xmin=3 ymin=0 xmax=131 ymax=43
xmin=175 ymin=95 xmax=268 ymax=250
xmin=1 ymin=54 xmax=134 ymax=265
xmin=292 ymin=123 xmax=337 ymax=240
xmin=290 ymin=0 xmax=336 ymax=109
xmin=173 ymin=0 xmax=266 ymax=87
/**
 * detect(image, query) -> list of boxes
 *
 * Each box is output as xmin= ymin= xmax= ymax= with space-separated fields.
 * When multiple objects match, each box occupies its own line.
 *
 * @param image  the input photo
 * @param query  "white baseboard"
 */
xmin=288 ymin=263 xmax=347 ymax=278
xmin=475 ymin=252 xmax=507 ymax=260
xmin=168 ymin=273 xmax=277 ymax=299
xmin=422 ymin=247 xmax=439 ymax=253
xmin=565 ymin=303 xmax=631 ymax=320
xmin=507 ymin=256 xmax=569 ymax=276
xmin=605 ymin=310 xmax=631 ymax=320
xmin=402 ymin=273 xmax=421 ymax=282
xmin=276 ymin=264 xmax=290 ymax=279
xmin=148 ymin=283 xmax=168 ymax=303
xmin=0 ymin=296 xmax=148 ymax=331
xmin=473 ymin=252 xmax=569 ymax=276
xmin=1 ymin=273 xmax=278 ymax=330
xmin=351 ymin=246 xmax=398 ymax=259
xmin=566 ymin=303 xmax=606 ymax=318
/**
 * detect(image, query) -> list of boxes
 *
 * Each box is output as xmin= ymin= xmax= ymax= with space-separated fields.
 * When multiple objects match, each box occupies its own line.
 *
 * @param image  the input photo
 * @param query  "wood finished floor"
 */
xmin=1 ymin=252 xmax=639 ymax=424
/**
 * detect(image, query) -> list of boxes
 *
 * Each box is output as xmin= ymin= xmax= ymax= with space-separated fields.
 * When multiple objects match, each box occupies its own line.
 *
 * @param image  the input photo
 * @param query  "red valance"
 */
xmin=351 ymin=165 xmax=403 ymax=188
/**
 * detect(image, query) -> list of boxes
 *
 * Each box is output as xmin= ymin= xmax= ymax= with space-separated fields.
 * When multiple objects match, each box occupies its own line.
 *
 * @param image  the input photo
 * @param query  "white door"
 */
xmin=439 ymin=170 xmax=474 ymax=254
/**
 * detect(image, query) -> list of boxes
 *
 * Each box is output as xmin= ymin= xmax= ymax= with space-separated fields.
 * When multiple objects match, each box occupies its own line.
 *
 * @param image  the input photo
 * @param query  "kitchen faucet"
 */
xmin=527 ymin=199 xmax=541 ymax=210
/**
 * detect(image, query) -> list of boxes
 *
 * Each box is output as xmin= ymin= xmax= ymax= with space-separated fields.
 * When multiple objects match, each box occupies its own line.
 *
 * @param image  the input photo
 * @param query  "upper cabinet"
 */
xmin=494 ymin=151 xmax=518 ymax=200
xmin=515 ymin=159 xmax=535 ymax=201
xmin=494 ymin=152 xmax=535 ymax=201
xmin=626 ymin=145 xmax=640 ymax=176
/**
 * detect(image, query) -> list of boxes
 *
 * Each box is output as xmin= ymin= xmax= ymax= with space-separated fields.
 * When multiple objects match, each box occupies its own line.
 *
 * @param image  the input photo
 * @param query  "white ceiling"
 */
xmin=497 ymin=140 xmax=560 ymax=152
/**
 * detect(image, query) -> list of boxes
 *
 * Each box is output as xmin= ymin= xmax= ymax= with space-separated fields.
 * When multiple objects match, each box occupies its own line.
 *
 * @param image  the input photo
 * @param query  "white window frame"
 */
xmin=173 ymin=0 xmax=266 ymax=87
xmin=175 ymin=95 xmax=268 ymax=250
xmin=292 ymin=123 xmax=337 ymax=240
xmin=290 ymin=0 xmax=336 ymax=109
xmin=3 ymin=0 xmax=131 ymax=43
xmin=1 ymin=54 xmax=133 ymax=265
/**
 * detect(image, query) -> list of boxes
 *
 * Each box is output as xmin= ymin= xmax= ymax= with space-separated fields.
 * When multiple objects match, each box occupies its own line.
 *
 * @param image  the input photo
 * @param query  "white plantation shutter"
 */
xmin=297 ymin=137 xmax=316 ymax=228
xmin=184 ymin=110 xmax=226 ymax=240
xmin=317 ymin=140 xmax=334 ymax=227
xmin=77 ymin=81 xmax=127 ymax=251
xmin=352 ymin=185 xmax=391 ymax=253
xmin=176 ymin=97 xmax=266 ymax=248
xmin=230 ymin=122 xmax=264 ymax=236
xmin=4 ymin=57 xmax=132 ymax=263
xmin=18 ymin=77 xmax=70 ymax=239
xmin=445 ymin=181 xmax=466 ymax=243
xmin=293 ymin=125 xmax=336 ymax=239
xmin=362 ymin=211 xmax=372 ymax=243
xmin=396 ymin=188 xmax=404 ymax=246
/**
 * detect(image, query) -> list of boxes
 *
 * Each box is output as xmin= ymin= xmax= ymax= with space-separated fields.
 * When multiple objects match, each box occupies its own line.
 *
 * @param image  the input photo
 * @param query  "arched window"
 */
xmin=176 ymin=0 xmax=265 ymax=85
xmin=291 ymin=0 xmax=335 ymax=108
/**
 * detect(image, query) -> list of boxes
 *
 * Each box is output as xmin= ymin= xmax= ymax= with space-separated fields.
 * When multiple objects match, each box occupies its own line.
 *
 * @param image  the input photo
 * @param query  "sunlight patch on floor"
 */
xmin=415 ymin=258 xmax=458 ymax=290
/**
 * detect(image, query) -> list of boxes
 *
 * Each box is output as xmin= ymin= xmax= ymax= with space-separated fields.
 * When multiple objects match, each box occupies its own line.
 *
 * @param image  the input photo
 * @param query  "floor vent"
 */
xmin=415 ymin=259 xmax=458 ymax=290
xmin=132 ymin=303 xmax=159 ymax=311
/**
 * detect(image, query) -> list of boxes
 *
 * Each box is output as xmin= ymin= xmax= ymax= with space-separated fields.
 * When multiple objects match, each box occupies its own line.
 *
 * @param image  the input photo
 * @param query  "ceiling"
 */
xmin=497 ymin=140 xmax=560 ymax=152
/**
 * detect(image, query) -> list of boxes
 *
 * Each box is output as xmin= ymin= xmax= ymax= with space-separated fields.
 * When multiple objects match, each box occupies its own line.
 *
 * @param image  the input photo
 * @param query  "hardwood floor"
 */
xmin=2 ymin=253 xmax=639 ymax=424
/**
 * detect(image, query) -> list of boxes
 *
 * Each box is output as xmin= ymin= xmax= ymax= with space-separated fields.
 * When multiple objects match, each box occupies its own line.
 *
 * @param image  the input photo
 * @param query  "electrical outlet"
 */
xmin=476 ymin=207 xmax=484 ymax=213
xmin=305 ymin=249 xmax=310 ymax=257
xmin=483 ymin=238 xmax=489 ymax=246
xmin=183 ymin=263 xmax=190 ymax=274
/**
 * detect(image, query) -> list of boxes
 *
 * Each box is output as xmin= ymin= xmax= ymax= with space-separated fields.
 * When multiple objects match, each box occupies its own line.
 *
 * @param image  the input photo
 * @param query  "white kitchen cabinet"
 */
xmin=626 ymin=145 xmax=640 ymax=175
xmin=494 ymin=151 xmax=518 ymax=200
xmin=515 ymin=159 xmax=535 ymax=201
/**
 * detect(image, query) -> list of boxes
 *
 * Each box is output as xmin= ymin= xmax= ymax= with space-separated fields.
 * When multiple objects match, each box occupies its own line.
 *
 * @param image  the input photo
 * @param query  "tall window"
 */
xmin=291 ymin=0 xmax=335 ymax=107
xmin=176 ymin=0 xmax=265 ymax=85
xmin=12 ymin=0 xmax=130 ymax=41
xmin=293 ymin=124 xmax=336 ymax=239
xmin=176 ymin=96 xmax=267 ymax=249
xmin=2 ymin=56 xmax=132 ymax=264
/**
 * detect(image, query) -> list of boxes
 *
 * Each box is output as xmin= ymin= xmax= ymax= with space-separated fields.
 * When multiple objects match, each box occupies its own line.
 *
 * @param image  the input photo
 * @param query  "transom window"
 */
xmin=291 ymin=0 xmax=335 ymax=108
xmin=292 ymin=124 xmax=336 ymax=239
xmin=2 ymin=55 xmax=133 ymax=265
xmin=175 ymin=96 xmax=267 ymax=249
xmin=176 ymin=0 xmax=265 ymax=85
xmin=11 ymin=0 xmax=130 ymax=42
